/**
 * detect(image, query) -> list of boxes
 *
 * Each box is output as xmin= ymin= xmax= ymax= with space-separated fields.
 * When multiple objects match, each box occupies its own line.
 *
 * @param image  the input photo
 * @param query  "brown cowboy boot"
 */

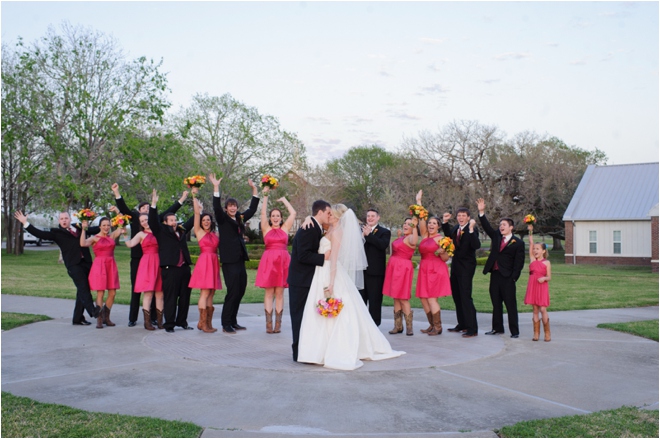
xmin=532 ymin=319 xmax=540 ymax=341
xmin=420 ymin=311 xmax=433 ymax=334
xmin=143 ymin=309 xmax=155 ymax=331
xmin=197 ymin=307 xmax=207 ymax=331
xmin=156 ymin=309 xmax=164 ymax=329
xmin=265 ymin=309 xmax=274 ymax=334
xmin=96 ymin=306 xmax=104 ymax=329
xmin=103 ymin=305 xmax=115 ymax=327
xmin=404 ymin=311 xmax=414 ymax=336
xmin=206 ymin=305 xmax=218 ymax=333
xmin=274 ymin=310 xmax=283 ymax=333
xmin=427 ymin=312 xmax=442 ymax=336
xmin=388 ymin=310 xmax=403 ymax=334
xmin=543 ymin=317 xmax=551 ymax=342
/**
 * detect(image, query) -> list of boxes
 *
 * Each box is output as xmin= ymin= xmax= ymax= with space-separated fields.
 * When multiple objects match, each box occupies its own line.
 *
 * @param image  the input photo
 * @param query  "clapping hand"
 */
xmin=469 ymin=218 xmax=476 ymax=232
xmin=361 ymin=224 xmax=371 ymax=237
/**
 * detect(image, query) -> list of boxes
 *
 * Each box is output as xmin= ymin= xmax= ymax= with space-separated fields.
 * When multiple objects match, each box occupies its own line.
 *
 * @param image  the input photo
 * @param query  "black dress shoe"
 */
xmin=485 ymin=330 xmax=504 ymax=335
xmin=510 ymin=334 xmax=519 ymax=338
xmin=462 ymin=332 xmax=478 ymax=338
xmin=151 ymin=319 xmax=158 ymax=327
xmin=165 ymin=328 xmax=175 ymax=333
xmin=128 ymin=321 xmax=136 ymax=327
xmin=222 ymin=325 xmax=236 ymax=334
xmin=447 ymin=326 xmax=464 ymax=332
xmin=178 ymin=324 xmax=194 ymax=330
xmin=73 ymin=320 xmax=91 ymax=326
xmin=232 ymin=324 xmax=246 ymax=330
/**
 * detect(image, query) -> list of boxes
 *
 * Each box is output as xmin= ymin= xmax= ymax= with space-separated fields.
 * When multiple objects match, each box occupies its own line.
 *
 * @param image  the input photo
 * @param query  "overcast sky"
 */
xmin=2 ymin=1 xmax=658 ymax=165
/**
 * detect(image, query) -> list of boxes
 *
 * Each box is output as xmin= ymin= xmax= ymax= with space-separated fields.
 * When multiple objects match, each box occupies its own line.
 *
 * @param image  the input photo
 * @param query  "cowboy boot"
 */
xmin=156 ymin=309 xmax=164 ymax=329
xmin=420 ymin=311 xmax=433 ymax=334
xmin=532 ymin=319 xmax=540 ymax=341
xmin=274 ymin=310 xmax=283 ymax=333
xmin=206 ymin=305 xmax=218 ymax=333
xmin=265 ymin=309 xmax=274 ymax=334
xmin=427 ymin=312 xmax=442 ymax=336
xmin=197 ymin=307 xmax=207 ymax=331
xmin=96 ymin=306 xmax=104 ymax=329
xmin=143 ymin=309 xmax=155 ymax=331
xmin=103 ymin=305 xmax=115 ymax=327
xmin=543 ymin=317 xmax=551 ymax=342
xmin=388 ymin=310 xmax=403 ymax=334
xmin=404 ymin=310 xmax=414 ymax=336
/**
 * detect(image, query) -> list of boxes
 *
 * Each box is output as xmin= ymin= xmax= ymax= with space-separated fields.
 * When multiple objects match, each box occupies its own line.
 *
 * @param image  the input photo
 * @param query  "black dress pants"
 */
xmin=221 ymin=262 xmax=247 ymax=327
xmin=359 ymin=273 xmax=384 ymax=326
xmin=450 ymin=268 xmax=478 ymax=333
xmin=288 ymin=285 xmax=310 ymax=361
xmin=69 ymin=259 xmax=95 ymax=323
xmin=161 ymin=265 xmax=192 ymax=330
xmin=489 ymin=270 xmax=519 ymax=335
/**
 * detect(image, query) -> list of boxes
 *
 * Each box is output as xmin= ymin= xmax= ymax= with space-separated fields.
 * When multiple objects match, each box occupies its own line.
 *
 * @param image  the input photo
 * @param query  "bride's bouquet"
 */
xmin=317 ymin=296 xmax=344 ymax=318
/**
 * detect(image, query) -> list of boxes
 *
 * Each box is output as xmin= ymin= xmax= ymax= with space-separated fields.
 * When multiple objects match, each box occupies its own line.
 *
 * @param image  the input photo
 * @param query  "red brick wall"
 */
xmin=652 ymin=215 xmax=658 ymax=273
xmin=564 ymin=221 xmax=574 ymax=265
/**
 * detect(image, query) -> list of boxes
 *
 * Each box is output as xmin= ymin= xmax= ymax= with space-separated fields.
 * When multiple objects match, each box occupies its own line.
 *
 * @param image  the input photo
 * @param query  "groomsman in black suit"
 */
xmin=442 ymin=208 xmax=481 ymax=338
xmin=288 ymin=200 xmax=332 ymax=361
xmin=14 ymin=210 xmax=101 ymax=325
xmin=359 ymin=208 xmax=391 ymax=326
xmin=112 ymin=183 xmax=188 ymax=327
xmin=209 ymin=174 xmax=260 ymax=334
xmin=477 ymin=198 xmax=525 ymax=338
xmin=148 ymin=190 xmax=195 ymax=333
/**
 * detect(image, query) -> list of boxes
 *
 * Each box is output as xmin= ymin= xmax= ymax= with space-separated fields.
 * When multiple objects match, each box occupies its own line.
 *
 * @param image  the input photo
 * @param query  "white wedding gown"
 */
xmin=297 ymin=237 xmax=405 ymax=370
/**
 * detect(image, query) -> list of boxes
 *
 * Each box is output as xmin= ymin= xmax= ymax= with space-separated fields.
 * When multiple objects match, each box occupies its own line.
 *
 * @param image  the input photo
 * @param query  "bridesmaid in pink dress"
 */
xmin=188 ymin=198 xmax=222 ymax=333
xmin=255 ymin=186 xmax=296 ymax=334
xmin=80 ymin=217 xmax=125 ymax=329
xmin=124 ymin=197 xmax=164 ymax=331
xmin=415 ymin=190 xmax=452 ymax=336
xmin=383 ymin=216 xmax=419 ymax=336
xmin=524 ymin=224 xmax=552 ymax=342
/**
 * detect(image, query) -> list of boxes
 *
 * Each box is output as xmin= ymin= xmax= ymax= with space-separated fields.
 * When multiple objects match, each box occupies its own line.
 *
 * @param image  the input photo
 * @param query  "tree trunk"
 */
xmin=552 ymin=236 xmax=564 ymax=251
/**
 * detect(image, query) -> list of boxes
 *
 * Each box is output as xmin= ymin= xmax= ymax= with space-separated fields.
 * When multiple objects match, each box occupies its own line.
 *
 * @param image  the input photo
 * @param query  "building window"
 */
xmin=613 ymin=230 xmax=621 ymax=254
xmin=589 ymin=230 xmax=597 ymax=254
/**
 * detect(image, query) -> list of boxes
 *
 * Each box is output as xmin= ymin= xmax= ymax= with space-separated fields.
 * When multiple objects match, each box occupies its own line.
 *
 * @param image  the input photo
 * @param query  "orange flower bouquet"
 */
xmin=408 ymin=204 xmax=429 ymax=221
xmin=317 ymin=297 xmax=344 ymax=318
xmin=261 ymin=174 xmax=279 ymax=189
xmin=524 ymin=214 xmax=536 ymax=224
xmin=183 ymin=175 xmax=206 ymax=189
xmin=111 ymin=213 xmax=132 ymax=228
xmin=437 ymin=236 xmax=455 ymax=257
xmin=75 ymin=208 xmax=97 ymax=222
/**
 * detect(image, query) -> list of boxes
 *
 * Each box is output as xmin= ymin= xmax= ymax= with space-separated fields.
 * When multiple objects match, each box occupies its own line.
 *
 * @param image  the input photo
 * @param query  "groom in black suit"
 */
xmin=14 ymin=210 xmax=101 ymax=325
xmin=288 ymin=200 xmax=332 ymax=362
xmin=477 ymin=198 xmax=525 ymax=338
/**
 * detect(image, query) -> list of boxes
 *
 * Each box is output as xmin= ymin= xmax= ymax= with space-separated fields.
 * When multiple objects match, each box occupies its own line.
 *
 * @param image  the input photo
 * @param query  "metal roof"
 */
xmin=563 ymin=162 xmax=659 ymax=221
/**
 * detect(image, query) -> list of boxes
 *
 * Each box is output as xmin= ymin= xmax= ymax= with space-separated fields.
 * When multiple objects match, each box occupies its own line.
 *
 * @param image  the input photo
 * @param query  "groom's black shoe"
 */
xmin=485 ymin=330 xmax=504 ymax=335
xmin=447 ymin=326 xmax=464 ymax=332
xmin=232 ymin=323 xmax=246 ymax=331
xmin=223 ymin=325 xmax=236 ymax=334
xmin=73 ymin=319 xmax=92 ymax=326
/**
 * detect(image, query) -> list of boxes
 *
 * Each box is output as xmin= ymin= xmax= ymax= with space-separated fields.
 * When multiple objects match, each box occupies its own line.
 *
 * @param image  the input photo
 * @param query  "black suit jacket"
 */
xmin=213 ymin=194 xmax=259 ymax=264
xmin=441 ymin=222 xmax=481 ymax=273
xmin=115 ymin=197 xmax=182 ymax=259
xmin=363 ymin=224 xmax=390 ymax=276
xmin=148 ymin=206 xmax=194 ymax=267
xmin=287 ymin=219 xmax=325 ymax=288
xmin=479 ymin=214 xmax=525 ymax=281
xmin=26 ymin=224 xmax=100 ymax=269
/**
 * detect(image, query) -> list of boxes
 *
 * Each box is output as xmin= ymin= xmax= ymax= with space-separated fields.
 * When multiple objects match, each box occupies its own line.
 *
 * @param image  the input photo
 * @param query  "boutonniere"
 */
xmin=507 ymin=239 xmax=516 ymax=246
xmin=373 ymin=228 xmax=378 ymax=234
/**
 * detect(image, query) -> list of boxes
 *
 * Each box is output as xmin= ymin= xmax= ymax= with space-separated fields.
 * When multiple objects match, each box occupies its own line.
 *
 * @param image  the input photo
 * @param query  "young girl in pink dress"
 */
xmin=80 ymin=217 xmax=125 ymax=329
xmin=255 ymin=186 xmax=296 ymax=333
xmin=189 ymin=198 xmax=222 ymax=333
xmin=383 ymin=216 xmax=418 ymax=336
xmin=125 ymin=193 xmax=164 ymax=331
xmin=415 ymin=190 xmax=452 ymax=336
xmin=524 ymin=224 xmax=552 ymax=342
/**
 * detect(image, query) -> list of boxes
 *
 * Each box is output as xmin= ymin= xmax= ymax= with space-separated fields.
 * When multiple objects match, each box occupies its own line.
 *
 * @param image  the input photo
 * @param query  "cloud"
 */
xmin=417 ymin=84 xmax=449 ymax=95
xmin=569 ymin=56 xmax=590 ymax=66
xmin=600 ymin=52 xmax=614 ymax=62
xmin=545 ymin=42 xmax=559 ymax=47
xmin=386 ymin=110 xmax=421 ymax=121
xmin=413 ymin=48 xmax=423 ymax=54
xmin=493 ymin=52 xmax=532 ymax=61
xmin=419 ymin=37 xmax=447 ymax=45
xmin=427 ymin=59 xmax=449 ymax=72
xmin=482 ymin=79 xmax=501 ymax=84
xmin=368 ymin=54 xmax=387 ymax=59
xmin=379 ymin=70 xmax=392 ymax=77
xmin=311 ymin=137 xmax=342 ymax=145
xmin=344 ymin=116 xmax=374 ymax=124
xmin=305 ymin=117 xmax=332 ymax=125
xmin=570 ymin=19 xmax=591 ymax=28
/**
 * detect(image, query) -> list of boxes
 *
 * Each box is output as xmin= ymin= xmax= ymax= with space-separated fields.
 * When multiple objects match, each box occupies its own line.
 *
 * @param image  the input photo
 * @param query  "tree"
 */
xmin=172 ymin=93 xmax=306 ymax=205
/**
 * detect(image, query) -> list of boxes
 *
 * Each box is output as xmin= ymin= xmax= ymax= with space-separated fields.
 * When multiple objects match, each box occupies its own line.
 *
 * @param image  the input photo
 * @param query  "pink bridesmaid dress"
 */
xmin=134 ymin=233 xmax=162 ymax=293
xmin=255 ymin=228 xmax=290 ymax=288
xmin=415 ymin=237 xmax=451 ymax=298
xmin=382 ymin=237 xmax=415 ymax=300
xmin=89 ymin=236 xmax=120 ymax=291
xmin=189 ymin=232 xmax=222 ymax=290
xmin=524 ymin=259 xmax=550 ymax=307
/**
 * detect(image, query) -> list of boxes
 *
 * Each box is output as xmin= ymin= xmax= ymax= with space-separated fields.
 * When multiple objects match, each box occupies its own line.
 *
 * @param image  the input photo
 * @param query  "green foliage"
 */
xmin=597 ymin=320 xmax=659 ymax=342
xmin=1 ymin=312 xmax=51 ymax=331
xmin=1 ymin=391 xmax=202 ymax=438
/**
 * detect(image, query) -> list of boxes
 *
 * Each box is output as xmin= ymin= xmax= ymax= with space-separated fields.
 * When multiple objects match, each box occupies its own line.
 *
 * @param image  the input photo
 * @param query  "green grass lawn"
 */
xmin=1 ymin=392 xmax=202 ymax=438
xmin=497 ymin=405 xmax=659 ymax=438
xmin=597 ymin=319 xmax=659 ymax=342
xmin=2 ymin=246 xmax=658 ymax=313
xmin=1 ymin=312 xmax=51 ymax=331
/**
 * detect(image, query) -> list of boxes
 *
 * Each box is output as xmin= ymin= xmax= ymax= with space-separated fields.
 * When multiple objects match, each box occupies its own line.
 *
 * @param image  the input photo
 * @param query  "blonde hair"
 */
xmin=331 ymin=203 xmax=348 ymax=219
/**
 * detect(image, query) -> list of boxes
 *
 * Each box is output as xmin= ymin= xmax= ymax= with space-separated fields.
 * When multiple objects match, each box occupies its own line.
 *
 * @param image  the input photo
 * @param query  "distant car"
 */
xmin=23 ymin=228 xmax=54 ymax=246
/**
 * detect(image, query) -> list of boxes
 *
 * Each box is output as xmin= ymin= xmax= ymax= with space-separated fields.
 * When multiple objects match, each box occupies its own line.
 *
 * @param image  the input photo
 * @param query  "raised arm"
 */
xmin=260 ymin=187 xmax=272 ymax=237
xmin=279 ymin=196 xmax=297 ymax=234
xmin=241 ymin=178 xmax=260 ymax=222
xmin=209 ymin=173 xmax=227 ymax=224
xmin=405 ymin=217 xmax=419 ymax=248
xmin=467 ymin=218 xmax=481 ymax=250
xmin=527 ymin=224 xmax=535 ymax=260
xmin=80 ymin=220 xmax=96 ymax=247
xmin=476 ymin=198 xmax=496 ymax=238
xmin=112 ymin=183 xmax=133 ymax=216
xmin=148 ymin=189 xmax=161 ymax=236
xmin=416 ymin=190 xmax=428 ymax=238
xmin=441 ymin=212 xmax=452 ymax=237
xmin=14 ymin=211 xmax=57 ymax=241
xmin=162 ymin=190 xmax=189 ymax=218
xmin=192 ymin=197 xmax=206 ymax=239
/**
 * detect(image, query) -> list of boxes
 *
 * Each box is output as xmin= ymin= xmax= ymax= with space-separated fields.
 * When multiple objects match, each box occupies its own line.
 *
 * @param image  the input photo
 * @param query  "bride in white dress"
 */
xmin=297 ymin=204 xmax=405 ymax=370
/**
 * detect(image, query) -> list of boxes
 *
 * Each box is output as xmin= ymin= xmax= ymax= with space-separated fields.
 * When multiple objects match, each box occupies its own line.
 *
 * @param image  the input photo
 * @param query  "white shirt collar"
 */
xmin=503 ymin=233 xmax=513 ymax=242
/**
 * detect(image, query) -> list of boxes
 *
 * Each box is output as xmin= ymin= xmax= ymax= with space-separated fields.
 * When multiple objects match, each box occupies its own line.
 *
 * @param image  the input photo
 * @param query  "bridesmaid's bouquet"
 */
xmin=317 ymin=296 xmax=344 ymax=318
xmin=437 ymin=236 xmax=455 ymax=257
xmin=408 ymin=204 xmax=429 ymax=221
xmin=260 ymin=174 xmax=279 ymax=189
xmin=524 ymin=214 xmax=536 ymax=224
xmin=111 ymin=213 xmax=131 ymax=228
xmin=183 ymin=175 xmax=206 ymax=189
xmin=75 ymin=208 xmax=97 ymax=223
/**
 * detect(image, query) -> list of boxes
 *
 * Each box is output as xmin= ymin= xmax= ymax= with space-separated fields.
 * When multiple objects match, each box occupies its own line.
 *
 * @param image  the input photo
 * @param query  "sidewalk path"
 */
xmin=2 ymin=294 xmax=657 ymax=437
